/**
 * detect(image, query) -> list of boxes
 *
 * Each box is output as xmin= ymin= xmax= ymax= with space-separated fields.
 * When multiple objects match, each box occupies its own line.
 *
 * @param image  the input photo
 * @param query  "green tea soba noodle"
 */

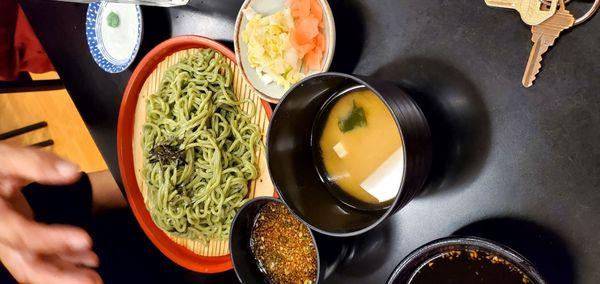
xmin=142 ymin=48 xmax=261 ymax=241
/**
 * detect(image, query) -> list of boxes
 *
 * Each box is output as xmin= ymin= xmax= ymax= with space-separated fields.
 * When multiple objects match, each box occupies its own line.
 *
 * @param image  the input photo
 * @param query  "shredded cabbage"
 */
xmin=241 ymin=8 xmax=304 ymax=89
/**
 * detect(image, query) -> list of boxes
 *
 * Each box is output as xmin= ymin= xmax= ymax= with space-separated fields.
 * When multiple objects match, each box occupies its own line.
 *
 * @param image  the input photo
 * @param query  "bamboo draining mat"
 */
xmin=131 ymin=48 xmax=275 ymax=257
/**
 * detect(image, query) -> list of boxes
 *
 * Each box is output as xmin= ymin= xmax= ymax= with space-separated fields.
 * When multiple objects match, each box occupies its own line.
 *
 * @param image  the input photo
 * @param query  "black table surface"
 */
xmin=19 ymin=0 xmax=600 ymax=283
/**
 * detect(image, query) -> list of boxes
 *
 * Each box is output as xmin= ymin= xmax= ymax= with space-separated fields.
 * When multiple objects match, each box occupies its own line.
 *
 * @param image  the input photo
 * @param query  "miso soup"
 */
xmin=316 ymin=87 xmax=404 ymax=210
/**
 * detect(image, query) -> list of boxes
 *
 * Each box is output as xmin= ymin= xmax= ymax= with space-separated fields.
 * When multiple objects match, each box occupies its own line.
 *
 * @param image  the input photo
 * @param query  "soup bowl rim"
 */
xmin=268 ymin=72 xmax=419 ymax=237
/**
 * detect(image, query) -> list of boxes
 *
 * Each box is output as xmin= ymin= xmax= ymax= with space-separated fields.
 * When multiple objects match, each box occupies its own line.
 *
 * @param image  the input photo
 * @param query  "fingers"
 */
xmin=0 ymin=143 xmax=81 ymax=189
xmin=0 ymin=242 xmax=29 ymax=283
xmin=57 ymin=250 xmax=100 ymax=268
xmin=24 ymin=223 xmax=92 ymax=254
xmin=31 ymin=255 xmax=103 ymax=284
xmin=0 ymin=175 xmax=25 ymax=197
xmin=0 ymin=243 xmax=102 ymax=284
xmin=0 ymin=201 xmax=92 ymax=255
xmin=6 ymin=190 xmax=33 ymax=219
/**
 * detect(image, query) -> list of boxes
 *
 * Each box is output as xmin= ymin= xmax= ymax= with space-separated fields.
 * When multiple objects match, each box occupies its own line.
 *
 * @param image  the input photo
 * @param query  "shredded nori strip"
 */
xmin=149 ymin=142 xmax=185 ymax=165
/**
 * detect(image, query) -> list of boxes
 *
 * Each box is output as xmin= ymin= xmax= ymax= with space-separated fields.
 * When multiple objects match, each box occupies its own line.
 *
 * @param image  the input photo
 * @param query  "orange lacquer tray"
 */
xmin=117 ymin=36 xmax=274 ymax=273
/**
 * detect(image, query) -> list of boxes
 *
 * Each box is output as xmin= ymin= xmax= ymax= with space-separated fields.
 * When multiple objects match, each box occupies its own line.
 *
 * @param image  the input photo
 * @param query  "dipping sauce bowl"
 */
xmin=387 ymin=237 xmax=546 ymax=284
xmin=230 ymin=197 xmax=349 ymax=283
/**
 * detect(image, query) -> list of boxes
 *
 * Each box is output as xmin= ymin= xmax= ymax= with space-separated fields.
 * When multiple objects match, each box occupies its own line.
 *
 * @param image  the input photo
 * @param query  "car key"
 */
xmin=522 ymin=0 xmax=574 ymax=87
xmin=485 ymin=0 xmax=559 ymax=25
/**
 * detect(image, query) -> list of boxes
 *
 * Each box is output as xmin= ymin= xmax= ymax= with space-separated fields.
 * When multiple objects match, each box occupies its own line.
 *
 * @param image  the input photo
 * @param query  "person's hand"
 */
xmin=0 ymin=143 xmax=102 ymax=284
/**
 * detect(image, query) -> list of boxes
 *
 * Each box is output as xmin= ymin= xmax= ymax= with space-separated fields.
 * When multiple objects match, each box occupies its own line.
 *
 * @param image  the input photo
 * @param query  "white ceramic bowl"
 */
xmin=234 ymin=0 xmax=336 ymax=103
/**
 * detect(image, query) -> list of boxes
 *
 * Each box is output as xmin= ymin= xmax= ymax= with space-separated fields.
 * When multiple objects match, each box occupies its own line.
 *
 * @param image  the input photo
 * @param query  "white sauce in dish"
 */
xmin=100 ymin=3 xmax=139 ymax=62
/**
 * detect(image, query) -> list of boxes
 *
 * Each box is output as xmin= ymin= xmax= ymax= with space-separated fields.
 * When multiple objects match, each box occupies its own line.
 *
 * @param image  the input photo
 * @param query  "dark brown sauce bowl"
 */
xmin=267 ymin=72 xmax=432 ymax=237
xmin=229 ymin=197 xmax=349 ymax=284
xmin=387 ymin=237 xmax=546 ymax=284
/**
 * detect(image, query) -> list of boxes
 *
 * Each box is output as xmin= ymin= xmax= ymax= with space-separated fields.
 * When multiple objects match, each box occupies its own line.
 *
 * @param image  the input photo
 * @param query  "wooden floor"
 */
xmin=0 ymin=72 xmax=108 ymax=173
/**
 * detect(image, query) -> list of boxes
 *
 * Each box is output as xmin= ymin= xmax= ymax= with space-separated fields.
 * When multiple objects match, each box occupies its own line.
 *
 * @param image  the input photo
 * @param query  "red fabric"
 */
xmin=0 ymin=1 xmax=54 ymax=81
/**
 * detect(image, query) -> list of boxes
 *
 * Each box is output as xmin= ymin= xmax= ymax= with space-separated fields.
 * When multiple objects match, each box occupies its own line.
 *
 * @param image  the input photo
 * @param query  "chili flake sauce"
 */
xmin=250 ymin=202 xmax=317 ymax=284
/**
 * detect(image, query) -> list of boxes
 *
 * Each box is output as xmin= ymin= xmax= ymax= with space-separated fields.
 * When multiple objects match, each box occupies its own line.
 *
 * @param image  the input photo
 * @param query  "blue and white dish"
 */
xmin=86 ymin=2 xmax=142 ymax=73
